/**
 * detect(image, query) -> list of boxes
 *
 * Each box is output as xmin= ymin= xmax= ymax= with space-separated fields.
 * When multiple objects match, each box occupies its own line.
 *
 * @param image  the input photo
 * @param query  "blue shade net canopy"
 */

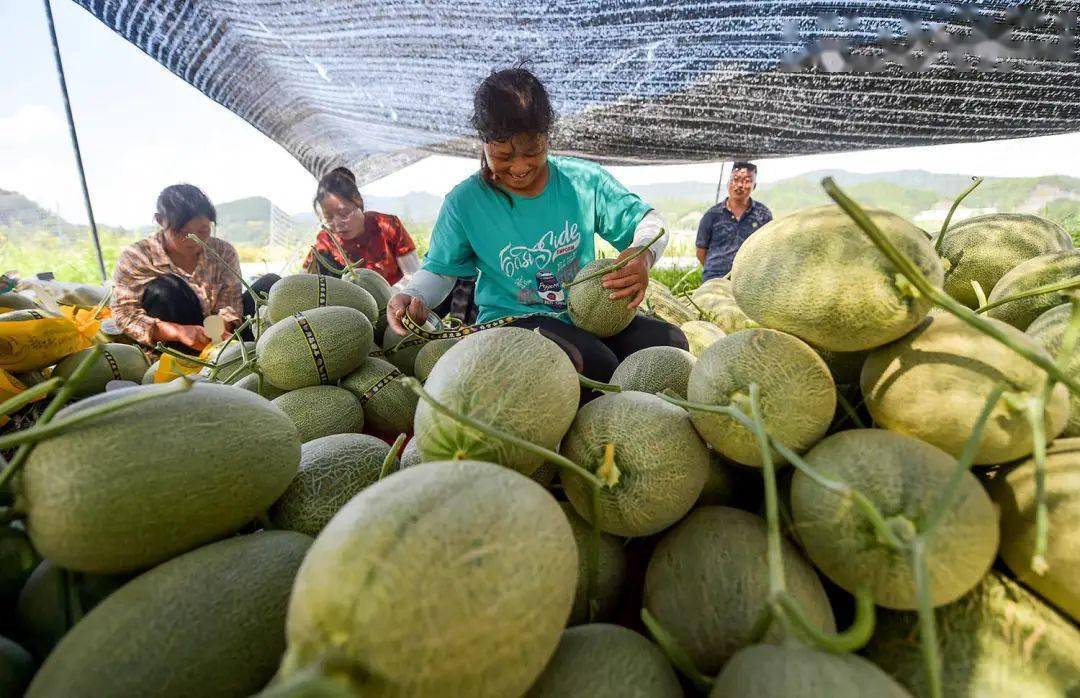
xmin=74 ymin=0 xmax=1080 ymax=184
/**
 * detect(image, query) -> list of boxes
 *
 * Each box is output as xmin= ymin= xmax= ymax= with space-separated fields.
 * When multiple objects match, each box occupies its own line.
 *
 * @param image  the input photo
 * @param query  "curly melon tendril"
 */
xmin=822 ymin=177 xmax=1080 ymax=396
xmin=975 ymin=276 xmax=1080 ymax=315
xmin=380 ymin=434 xmax=407 ymax=480
xmin=564 ymin=229 xmax=666 ymax=288
xmin=934 ymin=176 xmax=984 ymax=256
xmin=641 ymin=608 xmax=715 ymax=693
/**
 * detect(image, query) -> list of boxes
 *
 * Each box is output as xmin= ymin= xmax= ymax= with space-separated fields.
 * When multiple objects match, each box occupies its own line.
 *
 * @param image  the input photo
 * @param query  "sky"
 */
xmin=3 ymin=1 xmax=1080 ymax=229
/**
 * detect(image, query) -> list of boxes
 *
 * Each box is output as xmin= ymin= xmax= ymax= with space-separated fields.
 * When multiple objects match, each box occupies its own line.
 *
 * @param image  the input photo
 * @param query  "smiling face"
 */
xmin=484 ymin=133 xmax=550 ymax=196
xmin=728 ymin=167 xmax=756 ymax=205
xmin=319 ymin=193 xmax=365 ymax=240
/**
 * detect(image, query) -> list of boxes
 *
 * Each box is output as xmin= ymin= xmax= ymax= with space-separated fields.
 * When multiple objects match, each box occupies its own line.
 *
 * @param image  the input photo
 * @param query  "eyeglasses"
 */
xmin=323 ymin=206 xmax=362 ymax=225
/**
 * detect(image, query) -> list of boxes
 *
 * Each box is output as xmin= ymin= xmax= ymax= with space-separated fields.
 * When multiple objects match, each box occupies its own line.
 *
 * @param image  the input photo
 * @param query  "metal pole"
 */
xmin=714 ymin=161 xmax=728 ymax=204
xmin=43 ymin=0 xmax=108 ymax=283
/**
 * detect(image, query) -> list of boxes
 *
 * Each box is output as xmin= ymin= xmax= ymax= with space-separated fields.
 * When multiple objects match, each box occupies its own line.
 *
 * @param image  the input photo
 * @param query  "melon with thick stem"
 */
xmin=567 ymin=259 xmax=637 ymax=338
xmin=861 ymin=312 xmax=1070 ymax=464
xmin=1026 ymin=303 xmax=1080 ymax=436
xmin=278 ymin=460 xmax=577 ymax=698
xmin=257 ymin=306 xmax=372 ymax=390
xmin=526 ymin=624 xmax=681 ymax=698
xmin=413 ymin=328 xmax=578 ymax=476
xmin=988 ymin=437 xmax=1080 ymax=622
xmin=732 ymin=205 xmax=943 ymax=352
xmin=339 ymin=356 xmax=417 ymax=439
xmin=985 ymin=249 xmax=1080 ymax=329
xmin=266 ymin=273 xmax=379 ymax=325
xmin=561 ymin=391 xmax=710 ymax=537
xmin=644 ymin=506 xmax=835 ymax=674
xmin=687 ymin=328 xmax=836 ymax=467
xmin=936 ymin=213 xmax=1072 ymax=308
xmin=791 ymin=429 xmax=998 ymax=609
xmin=272 ymin=385 xmax=364 ymax=442
xmin=610 ymin=345 xmax=696 ymax=398
xmin=558 ymin=502 xmax=626 ymax=625
xmin=53 ymin=343 xmax=149 ymax=398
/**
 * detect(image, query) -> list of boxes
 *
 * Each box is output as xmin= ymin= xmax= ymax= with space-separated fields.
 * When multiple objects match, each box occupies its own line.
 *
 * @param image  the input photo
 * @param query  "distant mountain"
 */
xmin=0 ymin=189 xmax=69 ymax=229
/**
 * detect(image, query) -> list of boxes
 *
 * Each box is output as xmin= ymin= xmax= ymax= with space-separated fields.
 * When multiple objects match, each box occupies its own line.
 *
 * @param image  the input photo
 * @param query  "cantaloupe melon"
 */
xmin=347 ymin=268 xmax=393 ymax=310
xmin=26 ymin=531 xmax=312 ymax=698
xmin=413 ymin=328 xmax=578 ymax=475
xmin=710 ymin=643 xmax=912 ymax=697
xmin=791 ymin=429 xmax=998 ymax=609
xmin=257 ymin=307 xmax=372 ymax=390
xmin=382 ymin=324 xmax=432 ymax=376
xmin=270 ymin=433 xmax=397 ymax=536
xmin=688 ymin=328 xmax=836 ymax=467
xmin=0 ymin=523 xmax=37 ymax=600
xmin=414 ymin=338 xmax=459 ymax=382
xmin=567 ymin=259 xmax=637 ymax=338
xmin=696 ymin=450 xmax=735 ymax=507
xmin=862 ymin=313 xmax=1070 ymax=464
xmin=559 ymin=502 xmax=626 ymax=625
xmin=530 ymin=460 xmax=558 ymax=488
xmin=610 ymin=346 xmax=696 ymax=398
xmin=812 ymin=346 xmax=867 ymax=386
xmin=526 ymin=624 xmax=681 ymax=698
xmin=0 ymin=293 xmax=38 ymax=312
xmin=339 ymin=357 xmax=417 ymax=438
xmin=278 ymin=460 xmax=577 ymax=698
xmin=1027 ymin=304 xmax=1080 ymax=436
xmin=272 ymin=386 xmax=363 ymax=442
xmin=643 ymin=506 xmax=835 ymax=673
xmin=562 ymin=391 xmax=709 ymax=536
xmin=399 ymin=436 xmax=423 ymax=468
xmin=692 ymin=278 xmax=754 ymax=334
xmin=266 ymin=273 xmax=378 ymax=325
xmin=865 ymin=572 xmax=1080 ymax=698
xmin=642 ymin=279 xmax=697 ymax=325
xmin=53 ymin=343 xmax=148 ymax=398
xmin=234 ymin=372 xmax=288 ymax=400
xmin=0 ymin=635 xmax=34 ymax=698
xmin=732 ymin=205 xmax=943 ymax=351
xmin=680 ymin=320 xmax=725 ymax=357
xmin=989 ymin=438 xmax=1080 ymax=622
xmin=20 ymin=382 xmax=300 ymax=573
xmin=200 ymin=341 xmax=257 ymax=381
xmin=985 ymin=250 xmax=1080 ymax=329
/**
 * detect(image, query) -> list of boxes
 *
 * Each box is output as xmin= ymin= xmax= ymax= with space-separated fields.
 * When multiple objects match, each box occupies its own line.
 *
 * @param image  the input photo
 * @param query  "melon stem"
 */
xmin=911 ymin=539 xmax=944 ymax=698
xmin=975 ymin=276 xmax=1080 ymax=315
xmin=577 ymin=374 xmax=621 ymax=393
xmin=970 ymin=280 xmax=988 ymax=308
xmin=934 ymin=176 xmax=983 ymax=255
xmin=640 ymin=608 xmax=715 ymax=693
xmin=776 ymin=587 xmax=876 ymax=654
xmin=399 ymin=377 xmax=607 ymax=489
xmin=0 ymin=377 xmax=62 ymax=417
xmin=0 ymin=345 xmax=103 ymax=492
xmin=587 ymin=484 xmax=602 ymax=622
xmin=380 ymin=434 xmax=407 ymax=480
xmin=1025 ymin=393 xmax=1050 ymax=575
xmin=823 ymin=177 xmax=1080 ymax=396
xmin=834 ymin=389 xmax=866 ymax=429
xmin=153 ymin=344 xmax=217 ymax=369
xmin=565 ymin=230 xmax=666 ymax=288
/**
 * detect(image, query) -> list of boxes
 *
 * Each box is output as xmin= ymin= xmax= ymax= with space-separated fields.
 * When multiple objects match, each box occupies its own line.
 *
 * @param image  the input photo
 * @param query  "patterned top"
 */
xmin=696 ymin=198 xmax=773 ymax=281
xmin=302 ymin=211 xmax=417 ymax=285
xmin=111 ymin=230 xmax=243 ymax=345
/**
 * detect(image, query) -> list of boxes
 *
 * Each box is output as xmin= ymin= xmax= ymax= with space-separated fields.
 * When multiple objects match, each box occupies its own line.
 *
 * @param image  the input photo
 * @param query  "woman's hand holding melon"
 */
xmin=603 ymin=247 xmax=654 ymax=309
xmin=387 ymin=293 xmax=429 ymax=336
xmin=153 ymin=320 xmax=212 ymax=351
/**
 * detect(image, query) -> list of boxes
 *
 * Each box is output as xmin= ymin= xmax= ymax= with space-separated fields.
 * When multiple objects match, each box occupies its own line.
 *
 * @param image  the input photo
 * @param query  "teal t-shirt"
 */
xmin=422 ymin=156 xmax=653 ymax=324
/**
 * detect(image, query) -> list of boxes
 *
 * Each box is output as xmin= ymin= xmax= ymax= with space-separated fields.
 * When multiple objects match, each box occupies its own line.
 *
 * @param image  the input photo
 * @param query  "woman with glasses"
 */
xmin=303 ymin=167 xmax=420 ymax=289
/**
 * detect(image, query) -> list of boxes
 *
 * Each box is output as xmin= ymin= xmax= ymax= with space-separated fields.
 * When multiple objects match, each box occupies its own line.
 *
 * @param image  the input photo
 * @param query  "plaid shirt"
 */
xmin=110 ymin=230 xmax=243 ymax=345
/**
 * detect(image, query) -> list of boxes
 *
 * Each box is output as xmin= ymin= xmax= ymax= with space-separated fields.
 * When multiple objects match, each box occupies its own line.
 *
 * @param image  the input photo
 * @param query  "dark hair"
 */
xmin=472 ymin=67 xmax=555 ymax=195
xmin=313 ymin=166 xmax=364 ymax=215
xmin=156 ymin=184 xmax=216 ymax=231
xmin=732 ymin=161 xmax=758 ymax=176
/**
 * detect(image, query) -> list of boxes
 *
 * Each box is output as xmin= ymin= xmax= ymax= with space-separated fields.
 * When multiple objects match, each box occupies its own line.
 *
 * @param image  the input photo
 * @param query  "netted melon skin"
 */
xmin=272 ymin=386 xmax=364 ymax=443
xmin=234 ymin=372 xmax=288 ymax=399
xmin=54 ymin=343 xmax=149 ymax=397
xmin=270 ymin=434 xmax=395 ymax=536
xmin=267 ymin=273 xmax=379 ymax=324
xmin=680 ymin=319 xmax=725 ymax=357
xmin=1028 ymin=304 xmax=1080 ymax=436
xmin=526 ymin=624 xmax=681 ymax=698
xmin=347 ymin=268 xmax=394 ymax=310
xmin=710 ymin=643 xmax=912 ymax=698
xmin=989 ymin=438 xmax=1080 ymax=623
xmin=414 ymin=338 xmax=459 ymax=382
xmin=791 ymin=429 xmax=998 ymax=609
xmin=693 ymin=279 xmax=754 ymax=334
xmin=986 ymin=250 xmax=1080 ymax=330
xmin=22 ymin=383 xmax=300 ymax=573
xmin=558 ymin=503 xmax=626 ymax=625
xmin=937 ymin=213 xmax=1072 ymax=309
xmin=567 ymin=259 xmax=637 ymax=338
xmin=861 ymin=313 xmax=1070 ymax=464
xmin=398 ymin=437 xmax=424 ymax=468
xmin=610 ymin=345 xmax=696 ymax=398
xmin=26 ymin=532 xmax=312 ymax=698
xmin=257 ymin=307 xmax=372 ymax=390
xmin=340 ymin=357 xmax=418 ymax=437
xmin=414 ymin=328 xmax=578 ymax=475
xmin=281 ymin=461 xmax=577 ymax=698
xmin=644 ymin=506 xmax=835 ymax=674
xmin=865 ymin=572 xmax=1080 ymax=698
xmin=732 ymin=205 xmax=943 ymax=352
xmin=562 ymin=391 xmax=709 ymax=536
xmin=688 ymin=328 xmax=836 ymax=467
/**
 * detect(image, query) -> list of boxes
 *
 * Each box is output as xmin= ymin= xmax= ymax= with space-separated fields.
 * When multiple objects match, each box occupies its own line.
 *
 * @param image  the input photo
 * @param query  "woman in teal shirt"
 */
xmin=387 ymin=67 xmax=687 ymax=394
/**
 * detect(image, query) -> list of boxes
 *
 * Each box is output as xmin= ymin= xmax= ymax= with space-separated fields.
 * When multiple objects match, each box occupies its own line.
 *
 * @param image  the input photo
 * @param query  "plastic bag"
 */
xmin=0 ymin=309 xmax=100 ymax=373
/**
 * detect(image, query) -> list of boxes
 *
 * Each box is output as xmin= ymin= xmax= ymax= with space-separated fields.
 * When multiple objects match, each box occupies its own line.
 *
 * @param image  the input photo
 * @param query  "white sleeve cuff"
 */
xmin=632 ymin=210 xmax=668 ymax=262
xmin=400 ymin=268 xmax=456 ymax=308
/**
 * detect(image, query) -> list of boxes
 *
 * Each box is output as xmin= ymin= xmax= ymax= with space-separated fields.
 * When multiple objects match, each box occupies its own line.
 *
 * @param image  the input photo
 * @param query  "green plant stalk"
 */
xmin=746 ymin=605 xmax=775 ymax=646
xmin=1057 ymin=298 xmax=1080 ymax=364
xmin=587 ymin=484 xmax=602 ymax=623
xmin=975 ymin=276 xmax=1080 ymax=315
xmin=0 ymin=377 xmax=62 ymax=417
xmin=578 ymin=374 xmax=621 ymax=393
xmin=186 ymin=233 xmax=267 ymax=303
xmin=400 ymin=377 xmax=606 ymax=490
xmin=324 ymin=231 xmax=362 ymax=276
xmin=0 ymin=379 xmax=193 ymax=451
xmin=921 ymin=385 xmax=1003 ymax=534
xmin=971 ymin=280 xmax=988 ymax=308
xmin=221 ymin=356 xmax=259 ymax=385
xmin=679 ymin=292 xmax=711 ymax=321
xmin=911 ymin=539 xmax=944 ymax=698
xmin=641 ymin=608 xmax=714 ymax=693
xmin=935 ymin=176 xmax=984 ymax=254
xmin=153 ymin=343 xmax=217 ymax=369
xmin=380 ymin=434 xmax=407 ymax=480
xmin=834 ymin=389 xmax=866 ymax=429
xmin=776 ymin=587 xmax=876 ymax=654
xmin=0 ymin=346 xmax=103 ymax=492
xmin=207 ymin=328 xmax=241 ymax=380
xmin=823 ymin=177 xmax=1080 ymax=396
xmin=1026 ymin=393 xmax=1050 ymax=575
xmin=565 ymin=230 xmax=666 ymax=288
xmin=670 ymin=266 xmax=700 ymax=295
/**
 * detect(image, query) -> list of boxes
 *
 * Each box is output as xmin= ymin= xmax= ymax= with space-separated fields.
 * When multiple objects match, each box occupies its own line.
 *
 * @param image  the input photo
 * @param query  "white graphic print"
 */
xmin=498 ymin=221 xmax=581 ymax=277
